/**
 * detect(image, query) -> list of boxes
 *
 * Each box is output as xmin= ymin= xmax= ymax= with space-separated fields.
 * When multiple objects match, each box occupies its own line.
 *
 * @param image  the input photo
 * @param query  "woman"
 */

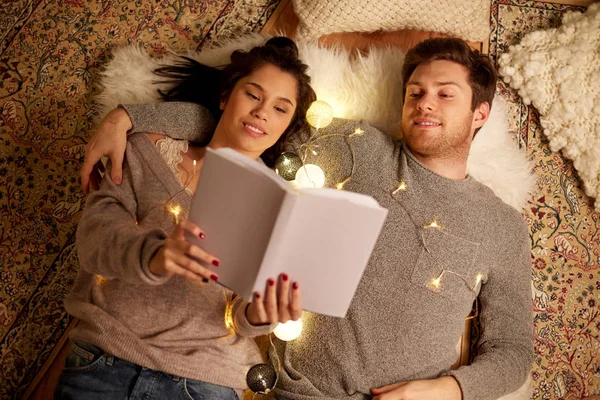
xmin=58 ymin=37 xmax=317 ymax=399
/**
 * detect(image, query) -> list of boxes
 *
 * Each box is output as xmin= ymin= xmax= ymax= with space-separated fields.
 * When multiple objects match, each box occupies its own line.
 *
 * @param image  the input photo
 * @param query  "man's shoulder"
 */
xmin=468 ymin=179 xmax=528 ymax=234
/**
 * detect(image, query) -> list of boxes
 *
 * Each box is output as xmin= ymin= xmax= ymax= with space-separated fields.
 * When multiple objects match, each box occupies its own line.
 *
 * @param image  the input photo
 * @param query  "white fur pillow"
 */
xmin=498 ymin=3 xmax=600 ymax=212
xmin=292 ymin=0 xmax=491 ymax=42
xmin=95 ymin=33 xmax=535 ymax=212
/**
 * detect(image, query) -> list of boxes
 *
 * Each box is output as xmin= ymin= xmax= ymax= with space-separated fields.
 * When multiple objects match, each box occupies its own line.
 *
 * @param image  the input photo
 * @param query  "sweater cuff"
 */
xmin=118 ymin=104 xmax=153 ymax=135
xmin=231 ymin=298 xmax=277 ymax=337
xmin=139 ymin=230 xmax=172 ymax=286
xmin=444 ymin=368 xmax=483 ymax=400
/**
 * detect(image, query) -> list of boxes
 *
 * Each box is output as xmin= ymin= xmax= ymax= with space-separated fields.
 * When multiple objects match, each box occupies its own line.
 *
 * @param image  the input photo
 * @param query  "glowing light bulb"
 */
xmin=275 ymin=152 xmax=303 ymax=181
xmin=273 ymin=317 xmax=303 ymax=341
xmin=306 ymin=100 xmax=334 ymax=129
xmin=350 ymin=127 xmax=365 ymax=137
xmin=426 ymin=270 xmax=444 ymax=292
xmin=424 ymin=218 xmax=442 ymax=229
xmin=169 ymin=204 xmax=182 ymax=224
xmin=474 ymin=273 xmax=485 ymax=290
xmin=336 ymin=177 xmax=351 ymax=190
xmin=392 ymin=181 xmax=407 ymax=194
xmin=294 ymin=164 xmax=325 ymax=189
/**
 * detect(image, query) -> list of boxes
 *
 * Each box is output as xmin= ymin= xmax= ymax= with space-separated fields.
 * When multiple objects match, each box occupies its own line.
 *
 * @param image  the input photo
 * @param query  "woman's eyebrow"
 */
xmin=246 ymin=82 xmax=295 ymax=106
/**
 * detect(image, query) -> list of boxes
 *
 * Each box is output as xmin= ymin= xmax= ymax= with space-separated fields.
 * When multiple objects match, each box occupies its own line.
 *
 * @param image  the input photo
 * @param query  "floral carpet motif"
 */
xmin=0 ymin=1 xmax=278 ymax=398
xmin=490 ymin=1 xmax=600 ymax=399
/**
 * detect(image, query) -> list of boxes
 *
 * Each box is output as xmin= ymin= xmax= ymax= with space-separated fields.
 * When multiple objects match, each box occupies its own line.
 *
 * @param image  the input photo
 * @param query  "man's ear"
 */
xmin=219 ymin=98 xmax=226 ymax=111
xmin=472 ymin=102 xmax=490 ymax=131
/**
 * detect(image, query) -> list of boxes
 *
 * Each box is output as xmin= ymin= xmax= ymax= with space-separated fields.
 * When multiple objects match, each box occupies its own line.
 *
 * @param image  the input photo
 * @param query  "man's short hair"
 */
xmin=401 ymin=38 xmax=498 ymax=112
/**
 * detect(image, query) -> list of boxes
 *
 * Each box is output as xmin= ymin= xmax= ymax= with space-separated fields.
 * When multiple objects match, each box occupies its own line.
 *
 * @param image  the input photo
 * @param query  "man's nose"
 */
xmin=417 ymin=94 xmax=435 ymax=112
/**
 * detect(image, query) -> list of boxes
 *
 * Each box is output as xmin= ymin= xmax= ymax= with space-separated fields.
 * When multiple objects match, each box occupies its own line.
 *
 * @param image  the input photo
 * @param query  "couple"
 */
xmin=59 ymin=36 xmax=533 ymax=400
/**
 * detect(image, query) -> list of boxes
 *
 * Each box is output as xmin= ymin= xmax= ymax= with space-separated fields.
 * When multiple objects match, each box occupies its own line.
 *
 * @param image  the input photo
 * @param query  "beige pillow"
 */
xmin=293 ymin=0 xmax=491 ymax=42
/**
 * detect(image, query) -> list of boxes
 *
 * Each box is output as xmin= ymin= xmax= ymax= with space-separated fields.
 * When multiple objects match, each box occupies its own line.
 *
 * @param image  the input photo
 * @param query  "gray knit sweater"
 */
xmin=68 ymin=114 xmax=273 ymax=390
xmin=122 ymin=102 xmax=534 ymax=400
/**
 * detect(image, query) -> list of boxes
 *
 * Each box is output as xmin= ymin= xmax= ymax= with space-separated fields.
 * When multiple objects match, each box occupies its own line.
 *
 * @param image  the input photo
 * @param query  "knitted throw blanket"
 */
xmin=498 ymin=4 xmax=600 ymax=212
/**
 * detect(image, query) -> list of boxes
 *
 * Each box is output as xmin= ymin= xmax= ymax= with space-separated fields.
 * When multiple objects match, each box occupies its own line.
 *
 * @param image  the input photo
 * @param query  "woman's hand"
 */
xmin=149 ymin=219 xmax=220 ymax=283
xmin=81 ymin=107 xmax=132 ymax=194
xmin=246 ymin=274 xmax=302 ymax=326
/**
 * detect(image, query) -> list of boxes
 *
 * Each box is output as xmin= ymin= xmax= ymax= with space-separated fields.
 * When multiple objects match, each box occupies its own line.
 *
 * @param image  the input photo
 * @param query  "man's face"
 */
xmin=401 ymin=60 xmax=489 ymax=162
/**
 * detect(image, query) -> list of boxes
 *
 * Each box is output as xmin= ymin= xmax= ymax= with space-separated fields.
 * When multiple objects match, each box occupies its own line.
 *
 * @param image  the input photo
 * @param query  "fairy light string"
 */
xmin=277 ymin=99 xmax=488 ymax=302
xmin=166 ymin=159 xmax=197 ymax=224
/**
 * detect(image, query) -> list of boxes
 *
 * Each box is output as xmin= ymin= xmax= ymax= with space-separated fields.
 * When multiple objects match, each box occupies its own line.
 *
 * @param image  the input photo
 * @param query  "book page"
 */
xmin=186 ymin=149 xmax=287 ymax=299
xmin=216 ymin=148 xmax=292 ymax=191
xmin=259 ymin=190 xmax=388 ymax=318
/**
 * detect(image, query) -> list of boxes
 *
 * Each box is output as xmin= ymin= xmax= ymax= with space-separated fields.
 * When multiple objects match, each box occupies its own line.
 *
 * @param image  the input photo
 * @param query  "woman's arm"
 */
xmin=77 ymin=155 xmax=171 ymax=285
xmin=77 ymin=151 xmax=219 ymax=285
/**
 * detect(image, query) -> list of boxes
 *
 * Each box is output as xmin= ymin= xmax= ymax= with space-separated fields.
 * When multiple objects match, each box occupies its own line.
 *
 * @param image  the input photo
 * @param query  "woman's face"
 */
xmin=211 ymin=63 xmax=298 ymax=158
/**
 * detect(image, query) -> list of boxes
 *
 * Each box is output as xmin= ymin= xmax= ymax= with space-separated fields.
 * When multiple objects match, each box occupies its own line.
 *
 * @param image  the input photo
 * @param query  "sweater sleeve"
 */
xmin=283 ymin=119 xmax=392 ymax=188
xmin=120 ymin=102 xmax=216 ymax=143
xmin=76 ymin=150 xmax=170 ymax=286
xmin=447 ymin=217 xmax=534 ymax=400
xmin=229 ymin=295 xmax=278 ymax=337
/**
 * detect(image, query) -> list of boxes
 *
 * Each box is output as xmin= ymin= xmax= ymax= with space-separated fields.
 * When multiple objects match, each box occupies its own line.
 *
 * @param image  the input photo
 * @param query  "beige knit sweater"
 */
xmin=67 ymin=126 xmax=273 ymax=390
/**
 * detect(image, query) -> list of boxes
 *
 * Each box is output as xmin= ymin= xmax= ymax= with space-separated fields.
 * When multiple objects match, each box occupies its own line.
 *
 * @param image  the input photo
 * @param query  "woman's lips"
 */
xmin=243 ymin=122 xmax=266 ymax=138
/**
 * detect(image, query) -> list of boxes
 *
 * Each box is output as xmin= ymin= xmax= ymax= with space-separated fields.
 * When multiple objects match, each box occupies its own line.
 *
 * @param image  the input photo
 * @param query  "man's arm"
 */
xmin=121 ymin=102 xmax=216 ymax=141
xmin=447 ymin=216 xmax=534 ymax=399
xmin=370 ymin=214 xmax=533 ymax=400
xmin=81 ymin=102 xmax=215 ymax=193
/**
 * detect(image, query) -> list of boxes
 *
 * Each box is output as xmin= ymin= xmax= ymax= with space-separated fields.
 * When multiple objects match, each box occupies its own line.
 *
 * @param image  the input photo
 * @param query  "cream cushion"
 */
xmin=292 ymin=0 xmax=491 ymax=42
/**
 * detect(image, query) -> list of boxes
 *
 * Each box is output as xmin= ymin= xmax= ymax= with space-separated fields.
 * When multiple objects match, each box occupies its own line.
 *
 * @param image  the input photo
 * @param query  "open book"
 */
xmin=187 ymin=148 xmax=388 ymax=318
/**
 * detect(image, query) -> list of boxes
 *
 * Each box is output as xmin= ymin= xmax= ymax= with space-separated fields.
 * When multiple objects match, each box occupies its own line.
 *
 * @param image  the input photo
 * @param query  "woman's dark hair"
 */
xmin=155 ymin=37 xmax=316 ymax=167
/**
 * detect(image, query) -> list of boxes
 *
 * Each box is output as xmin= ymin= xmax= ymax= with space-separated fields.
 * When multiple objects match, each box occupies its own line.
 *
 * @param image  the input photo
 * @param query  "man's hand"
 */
xmin=246 ymin=273 xmax=302 ymax=326
xmin=371 ymin=376 xmax=462 ymax=400
xmin=81 ymin=107 xmax=132 ymax=194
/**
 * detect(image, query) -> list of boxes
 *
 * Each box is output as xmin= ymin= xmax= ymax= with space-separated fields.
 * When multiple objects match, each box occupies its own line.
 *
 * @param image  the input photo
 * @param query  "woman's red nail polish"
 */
xmin=282 ymin=273 xmax=289 ymax=281
xmin=292 ymin=282 xmax=299 ymax=290
xmin=254 ymin=292 xmax=261 ymax=299
xmin=210 ymin=274 xmax=219 ymax=281
xmin=268 ymin=278 xmax=275 ymax=286
xmin=212 ymin=260 xmax=220 ymax=267
xmin=199 ymin=232 xmax=206 ymax=239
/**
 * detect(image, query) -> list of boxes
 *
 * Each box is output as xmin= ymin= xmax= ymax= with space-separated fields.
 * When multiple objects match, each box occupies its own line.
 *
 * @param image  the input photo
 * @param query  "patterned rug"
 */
xmin=489 ymin=1 xmax=600 ymax=399
xmin=0 ymin=1 xmax=279 ymax=398
xmin=1 ymin=0 xmax=599 ymax=399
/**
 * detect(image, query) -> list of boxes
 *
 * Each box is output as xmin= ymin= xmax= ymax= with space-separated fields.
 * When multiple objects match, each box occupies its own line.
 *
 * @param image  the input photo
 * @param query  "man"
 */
xmin=81 ymin=38 xmax=533 ymax=400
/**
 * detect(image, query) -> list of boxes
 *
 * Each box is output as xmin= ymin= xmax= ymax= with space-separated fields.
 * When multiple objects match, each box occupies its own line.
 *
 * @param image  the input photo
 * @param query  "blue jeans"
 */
xmin=54 ymin=341 xmax=240 ymax=400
